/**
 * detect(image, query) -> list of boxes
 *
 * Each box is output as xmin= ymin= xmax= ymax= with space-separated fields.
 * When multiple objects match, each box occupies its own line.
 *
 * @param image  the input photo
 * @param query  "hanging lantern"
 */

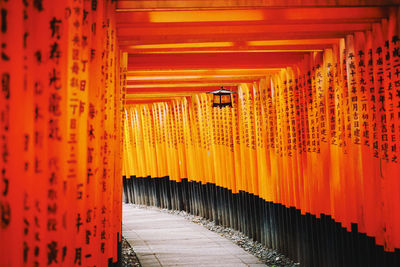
xmin=209 ymin=86 xmax=235 ymax=108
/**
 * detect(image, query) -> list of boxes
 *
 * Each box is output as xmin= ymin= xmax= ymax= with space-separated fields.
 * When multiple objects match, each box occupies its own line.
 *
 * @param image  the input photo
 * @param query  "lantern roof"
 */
xmin=208 ymin=87 xmax=236 ymax=95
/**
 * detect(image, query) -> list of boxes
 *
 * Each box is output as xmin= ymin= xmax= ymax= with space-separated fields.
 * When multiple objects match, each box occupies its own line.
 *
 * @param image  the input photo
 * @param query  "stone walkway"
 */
xmin=122 ymin=203 xmax=266 ymax=267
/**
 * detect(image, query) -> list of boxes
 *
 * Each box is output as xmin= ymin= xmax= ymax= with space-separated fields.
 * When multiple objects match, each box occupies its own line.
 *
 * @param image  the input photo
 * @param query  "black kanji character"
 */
xmin=385 ymin=40 xmax=390 ymax=49
xmin=0 ymin=200 xmax=10 ymax=229
xmin=81 ymin=36 xmax=88 ymax=48
xmin=79 ymin=100 xmax=85 ymax=114
xmin=71 ymin=62 xmax=79 ymax=74
xmin=47 ymin=241 xmax=58 ymax=264
xmin=24 ymin=218 xmax=29 ymax=235
xmin=49 ymin=17 xmax=62 ymax=39
xmin=47 ymin=203 xmax=57 ymax=214
xmin=49 ymin=172 xmax=57 ymax=185
xmin=73 ymin=20 xmax=80 ymax=29
xmin=90 ymin=48 xmax=96 ymax=61
xmin=92 ymin=0 xmax=97 ymax=11
xmin=33 ymin=0 xmax=44 ymax=12
xmin=393 ymin=47 xmax=400 ymax=58
xmin=395 ymin=69 xmax=400 ymax=79
xmin=49 ymin=69 xmax=61 ymax=90
xmin=1 ymin=43 xmax=10 ymax=61
xmin=88 ymin=125 xmax=95 ymax=141
xmin=49 ymin=93 xmax=62 ymax=116
xmin=62 ymin=246 xmax=67 ymax=262
xmin=88 ymin=103 xmax=95 ymax=119
xmin=72 ymin=35 xmax=80 ymax=46
xmin=47 ymin=218 xmax=57 ymax=231
xmin=86 ymin=209 xmax=92 ymax=223
xmin=82 ymin=9 xmax=89 ymax=25
xmin=74 ymin=7 xmax=81 ymax=15
xmin=2 ymin=72 xmax=10 ymax=99
xmin=49 ymin=42 xmax=61 ymax=62
xmin=35 ymin=105 xmax=42 ymax=121
xmin=76 ymin=184 xmax=83 ymax=200
xmin=74 ymin=247 xmax=82 ymax=265
xmin=86 ymin=230 xmax=91 ymax=244
xmin=87 ymin=147 xmax=94 ymax=163
xmin=48 ymin=189 xmax=57 ymax=200
xmin=24 ymin=193 xmax=30 ymax=211
xmin=1 ymin=9 xmax=7 ymax=33
xmin=34 ymin=81 xmax=43 ymax=95
xmin=76 ymin=213 xmax=82 ymax=232
xmin=48 ymin=157 xmax=59 ymax=170
xmin=392 ymin=36 xmax=399 ymax=44
xmin=24 ymin=33 xmax=29 ymax=48
xmin=2 ymin=175 xmax=8 ymax=196
xmin=34 ymin=50 xmax=42 ymax=64
xmin=386 ymin=51 xmax=390 ymax=61
xmin=81 ymin=60 xmax=88 ymax=72
xmin=23 ymin=242 xmax=29 ymax=263
xmin=34 ymin=245 xmax=39 ymax=256
xmin=376 ymin=47 xmax=383 ymax=55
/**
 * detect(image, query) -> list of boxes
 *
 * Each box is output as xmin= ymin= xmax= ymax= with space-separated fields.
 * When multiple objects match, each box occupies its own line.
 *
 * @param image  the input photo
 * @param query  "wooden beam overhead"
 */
xmin=116 ymin=7 xmax=389 ymax=23
xmin=126 ymin=69 xmax=281 ymax=77
xmin=127 ymin=75 xmax=266 ymax=84
xmin=126 ymin=85 xmax=238 ymax=94
xmin=126 ymin=100 xmax=171 ymax=105
xmin=118 ymin=32 xmax=355 ymax=46
xmin=127 ymin=52 xmax=308 ymax=70
xmin=121 ymin=46 xmax=328 ymax=54
xmin=117 ymin=1 xmax=399 ymax=10
xmin=117 ymin=23 xmax=372 ymax=38
xmin=127 ymin=82 xmax=246 ymax=89
xmin=125 ymin=99 xmax=178 ymax=105
xmin=121 ymin=39 xmax=340 ymax=53
xmin=126 ymin=93 xmax=200 ymax=99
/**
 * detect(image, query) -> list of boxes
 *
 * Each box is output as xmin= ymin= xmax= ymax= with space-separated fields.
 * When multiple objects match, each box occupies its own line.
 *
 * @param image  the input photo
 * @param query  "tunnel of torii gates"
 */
xmin=3 ymin=0 xmax=400 ymax=266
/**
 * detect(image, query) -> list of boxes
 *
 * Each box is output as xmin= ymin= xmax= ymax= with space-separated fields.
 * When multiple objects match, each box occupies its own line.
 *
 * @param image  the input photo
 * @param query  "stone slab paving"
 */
xmin=123 ymin=203 xmax=266 ymax=267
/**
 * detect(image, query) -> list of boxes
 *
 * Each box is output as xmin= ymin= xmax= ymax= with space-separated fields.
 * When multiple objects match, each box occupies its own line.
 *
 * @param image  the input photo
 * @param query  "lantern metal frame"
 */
xmin=208 ymin=86 xmax=236 ymax=108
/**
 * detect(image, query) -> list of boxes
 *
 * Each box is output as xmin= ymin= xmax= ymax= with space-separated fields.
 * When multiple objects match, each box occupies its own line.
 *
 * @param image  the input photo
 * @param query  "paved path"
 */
xmin=122 ymin=203 xmax=266 ymax=267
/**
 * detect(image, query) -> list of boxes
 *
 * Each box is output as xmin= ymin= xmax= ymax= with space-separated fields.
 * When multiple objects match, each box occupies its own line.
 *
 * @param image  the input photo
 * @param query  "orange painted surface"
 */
xmin=116 ymin=7 xmax=388 ymax=24
xmin=0 ymin=1 xmax=123 ymax=266
xmin=2 ymin=1 xmax=400 ymax=265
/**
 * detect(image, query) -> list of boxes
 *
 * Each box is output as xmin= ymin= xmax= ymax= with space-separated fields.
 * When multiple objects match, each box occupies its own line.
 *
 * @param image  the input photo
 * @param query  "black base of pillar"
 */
xmin=108 ymin=231 xmax=122 ymax=267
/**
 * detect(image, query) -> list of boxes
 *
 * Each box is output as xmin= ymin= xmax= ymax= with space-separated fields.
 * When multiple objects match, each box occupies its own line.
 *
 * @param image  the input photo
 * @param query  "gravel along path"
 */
xmin=128 ymin=204 xmax=299 ymax=267
xmin=122 ymin=236 xmax=141 ymax=267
